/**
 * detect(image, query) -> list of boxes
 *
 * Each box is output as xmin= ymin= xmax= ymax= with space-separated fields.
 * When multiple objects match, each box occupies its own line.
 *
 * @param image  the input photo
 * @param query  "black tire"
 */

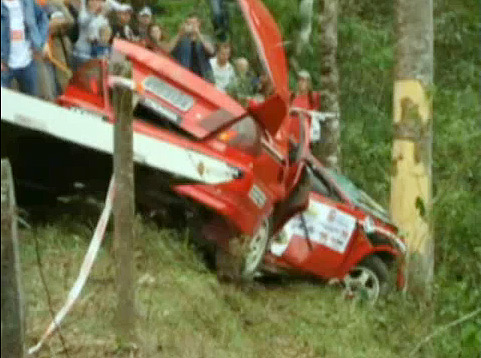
xmin=343 ymin=255 xmax=391 ymax=304
xmin=216 ymin=217 xmax=271 ymax=282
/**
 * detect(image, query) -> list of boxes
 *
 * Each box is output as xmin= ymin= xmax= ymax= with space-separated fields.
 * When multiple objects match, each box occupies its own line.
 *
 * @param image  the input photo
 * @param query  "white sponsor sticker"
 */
xmin=143 ymin=76 xmax=194 ymax=112
xmin=249 ymin=184 xmax=266 ymax=208
xmin=271 ymin=200 xmax=357 ymax=256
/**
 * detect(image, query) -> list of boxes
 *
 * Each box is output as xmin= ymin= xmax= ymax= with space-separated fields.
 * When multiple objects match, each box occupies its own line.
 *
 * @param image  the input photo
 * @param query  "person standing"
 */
xmin=209 ymin=0 xmax=228 ymax=41
xmin=111 ymin=4 xmax=136 ymax=41
xmin=72 ymin=0 xmax=122 ymax=68
xmin=169 ymin=13 xmax=215 ymax=83
xmin=145 ymin=22 xmax=169 ymax=55
xmin=209 ymin=42 xmax=235 ymax=92
xmin=136 ymin=5 xmax=152 ymax=43
xmin=290 ymin=70 xmax=322 ymax=144
xmin=290 ymin=70 xmax=320 ymax=111
xmin=38 ymin=0 xmax=74 ymax=100
xmin=64 ymin=0 xmax=81 ymax=44
xmin=91 ymin=23 xmax=111 ymax=58
xmin=1 ymin=0 xmax=49 ymax=96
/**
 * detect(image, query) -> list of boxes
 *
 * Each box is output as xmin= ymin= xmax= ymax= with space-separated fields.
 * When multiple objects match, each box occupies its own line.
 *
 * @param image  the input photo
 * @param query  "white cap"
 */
xmin=118 ymin=3 xmax=133 ymax=12
xmin=138 ymin=6 xmax=152 ymax=17
xmin=298 ymin=69 xmax=311 ymax=80
xmin=50 ymin=11 xmax=65 ymax=19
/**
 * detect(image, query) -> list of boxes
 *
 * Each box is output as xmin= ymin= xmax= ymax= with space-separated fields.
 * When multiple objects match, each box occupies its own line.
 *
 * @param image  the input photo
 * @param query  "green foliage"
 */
xmin=20 ymin=0 xmax=480 ymax=356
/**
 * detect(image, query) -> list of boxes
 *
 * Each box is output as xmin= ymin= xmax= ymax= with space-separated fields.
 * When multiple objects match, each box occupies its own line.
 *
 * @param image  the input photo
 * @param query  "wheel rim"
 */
xmin=343 ymin=266 xmax=381 ymax=303
xmin=243 ymin=219 xmax=269 ymax=276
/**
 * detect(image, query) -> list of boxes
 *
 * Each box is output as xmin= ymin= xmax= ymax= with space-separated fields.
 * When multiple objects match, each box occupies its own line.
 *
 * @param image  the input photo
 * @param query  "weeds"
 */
xmin=17 ymin=0 xmax=480 ymax=356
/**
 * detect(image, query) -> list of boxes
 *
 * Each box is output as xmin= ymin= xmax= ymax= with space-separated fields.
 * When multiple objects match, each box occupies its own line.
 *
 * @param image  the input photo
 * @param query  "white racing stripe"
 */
xmin=28 ymin=177 xmax=116 ymax=355
xmin=1 ymin=88 xmax=238 ymax=185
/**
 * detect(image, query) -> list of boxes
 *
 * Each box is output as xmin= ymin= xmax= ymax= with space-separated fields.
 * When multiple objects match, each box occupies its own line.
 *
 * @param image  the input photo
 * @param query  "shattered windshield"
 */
xmin=327 ymin=169 xmax=392 ymax=223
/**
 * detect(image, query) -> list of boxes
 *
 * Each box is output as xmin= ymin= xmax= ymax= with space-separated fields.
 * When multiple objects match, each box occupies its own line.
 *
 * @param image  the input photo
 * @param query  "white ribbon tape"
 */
xmin=108 ymin=76 xmax=135 ymax=90
xmin=28 ymin=177 xmax=116 ymax=355
xmin=290 ymin=107 xmax=338 ymax=122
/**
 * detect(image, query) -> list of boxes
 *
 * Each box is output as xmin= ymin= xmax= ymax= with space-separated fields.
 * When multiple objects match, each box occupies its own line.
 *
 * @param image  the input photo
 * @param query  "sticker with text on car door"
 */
xmin=249 ymin=184 xmax=267 ymax=208
xmin=271 ymin=200 xmax=357 ymax=256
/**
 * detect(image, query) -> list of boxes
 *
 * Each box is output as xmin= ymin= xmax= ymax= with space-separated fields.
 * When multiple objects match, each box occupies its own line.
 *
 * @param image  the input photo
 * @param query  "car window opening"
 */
xmin=308 ymin=165 xmax=343 ymax=202
xmin=133 ymin=99 xmax=194 ymax=140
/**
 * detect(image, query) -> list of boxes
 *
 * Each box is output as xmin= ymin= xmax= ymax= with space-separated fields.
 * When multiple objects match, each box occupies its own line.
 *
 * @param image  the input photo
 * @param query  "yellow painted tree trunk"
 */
xmin=391 ymin=0 xmax=434 ymax=298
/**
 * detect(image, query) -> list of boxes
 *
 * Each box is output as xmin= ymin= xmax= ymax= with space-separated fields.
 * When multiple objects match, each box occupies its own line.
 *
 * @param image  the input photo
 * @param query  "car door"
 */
xmin=269 ymin=167 xmax=363 ymax=278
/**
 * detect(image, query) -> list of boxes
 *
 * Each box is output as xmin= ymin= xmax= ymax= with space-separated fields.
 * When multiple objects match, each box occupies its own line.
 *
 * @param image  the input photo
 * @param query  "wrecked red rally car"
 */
xmin=264 ymin=155 xmax=406 ymax=302
xmin=1 ymin=0 xmax=404 ymax=293
xmin=1 ymin=0 xmax=310 ymax=279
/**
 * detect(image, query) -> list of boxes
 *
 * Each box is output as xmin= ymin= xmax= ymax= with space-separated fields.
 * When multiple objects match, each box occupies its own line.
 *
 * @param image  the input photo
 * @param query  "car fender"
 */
xmin=337 ymin=244 xmax=400 ymax=279
xmin=174 ymin=183 xmax=274 ymax=238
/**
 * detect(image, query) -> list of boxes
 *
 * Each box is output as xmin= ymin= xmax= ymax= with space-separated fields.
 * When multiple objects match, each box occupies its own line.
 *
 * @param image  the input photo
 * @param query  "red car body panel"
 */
xmin=237 ymin=0 xmax=290 ymax=104
xmin=112 ymin=40 xmax=248 ymax=139
xmin=55 ymin=0 xmax=308 ymax=240
xmin=58 ymin=60 xmax=284 ymax=236
xmin=264 ymin=157 xmax=406 ymax=288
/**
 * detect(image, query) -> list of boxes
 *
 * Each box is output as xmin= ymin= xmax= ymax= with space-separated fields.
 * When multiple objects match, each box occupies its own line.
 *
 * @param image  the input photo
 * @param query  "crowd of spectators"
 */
xmin=1 ymin=0 xmax=306 ymax=109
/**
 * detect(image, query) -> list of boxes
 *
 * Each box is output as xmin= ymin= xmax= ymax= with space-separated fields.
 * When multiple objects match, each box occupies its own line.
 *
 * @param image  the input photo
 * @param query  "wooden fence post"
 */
xmin=1 ymin=159 xmax=25 ymax=358
xmin=111 ymin=61 xmax=136 ymax=343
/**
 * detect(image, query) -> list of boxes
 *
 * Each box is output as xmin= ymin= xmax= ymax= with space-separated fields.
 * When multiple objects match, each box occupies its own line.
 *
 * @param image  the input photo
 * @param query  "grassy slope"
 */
xmin=22 ymin=221 xmax=430 ymax=358
xmin=20 ymin=0 xmax=480 ymax=357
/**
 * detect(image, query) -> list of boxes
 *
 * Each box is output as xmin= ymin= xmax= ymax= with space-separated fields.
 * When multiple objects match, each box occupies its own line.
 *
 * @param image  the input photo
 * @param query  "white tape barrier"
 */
xmin=289 ymin=108 xmax=338 ymax=143
xmin=290 ymin=107 xmax=338 ymax=122
xmin=108 ymin=76 xmax=135 ymax=90
xmin=28 ymin=177 xmax=116 ymax=355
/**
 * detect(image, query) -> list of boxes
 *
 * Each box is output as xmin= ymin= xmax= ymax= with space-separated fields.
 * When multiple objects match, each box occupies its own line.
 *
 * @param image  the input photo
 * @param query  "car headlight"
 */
xmin=392 ymin=236 xmax=407 ymax=254
xmin=362 ymin=216 xmax=375 ymax=234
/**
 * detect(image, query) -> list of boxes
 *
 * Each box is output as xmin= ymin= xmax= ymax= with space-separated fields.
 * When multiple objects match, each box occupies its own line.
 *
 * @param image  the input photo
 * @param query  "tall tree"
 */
xmin=391 ymin=0 xmax=434 ymax=298
xmin=317 ymin=0 xmax=341 ymax=170
xmin=296 ymin=0 xmax=315 ymax=56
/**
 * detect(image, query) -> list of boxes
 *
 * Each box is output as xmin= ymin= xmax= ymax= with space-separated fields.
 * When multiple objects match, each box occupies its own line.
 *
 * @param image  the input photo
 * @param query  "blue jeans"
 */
xmin=1 ymin=60 xmax=38 ymax=96
xmin=210 ymin=0 xmax=229 ymax=41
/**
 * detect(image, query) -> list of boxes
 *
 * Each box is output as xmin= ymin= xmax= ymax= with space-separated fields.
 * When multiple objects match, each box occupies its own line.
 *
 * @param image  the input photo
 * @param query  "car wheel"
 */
xmin=241 ymin=217 xmax=271 ymax=280
xmin=216 ymin=217 xmax=271 ymax=282
xmin=342 ymin=255 xmax=390 ymax=304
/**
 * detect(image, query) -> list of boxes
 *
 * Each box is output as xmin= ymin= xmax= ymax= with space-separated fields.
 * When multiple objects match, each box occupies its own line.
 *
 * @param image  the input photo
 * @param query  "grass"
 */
xmin=15 ymin=0 xmax=481 ymax=356
xmin=20 ymin=216 xmax=434 ymax=358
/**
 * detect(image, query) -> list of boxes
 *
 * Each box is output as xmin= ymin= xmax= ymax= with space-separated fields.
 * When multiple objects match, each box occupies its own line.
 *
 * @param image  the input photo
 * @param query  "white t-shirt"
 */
xmin=4 ymin=0 xmax=33 ymax=69
xmin=209 ymin=58 xmax=236 ymax=92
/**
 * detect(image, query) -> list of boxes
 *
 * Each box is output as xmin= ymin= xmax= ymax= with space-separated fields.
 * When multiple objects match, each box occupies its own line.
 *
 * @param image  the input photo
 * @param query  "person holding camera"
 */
xmin=111 ymin=3 xmax=136 ymax=42
xmin=168 ymin=13 xmax=215 ymax=83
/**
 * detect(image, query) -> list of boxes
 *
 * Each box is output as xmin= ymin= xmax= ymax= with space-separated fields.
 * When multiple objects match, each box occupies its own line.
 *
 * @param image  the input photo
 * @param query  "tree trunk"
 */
xmin=391 ymin=0 xmax=434 ymax=299
xmin=316 ymin=0 xmax=341 ymax=170
xmin=297 ymin=0 xmax=315 ymax=55
xmin=289 ymin=0 xmax=315 ymax=76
